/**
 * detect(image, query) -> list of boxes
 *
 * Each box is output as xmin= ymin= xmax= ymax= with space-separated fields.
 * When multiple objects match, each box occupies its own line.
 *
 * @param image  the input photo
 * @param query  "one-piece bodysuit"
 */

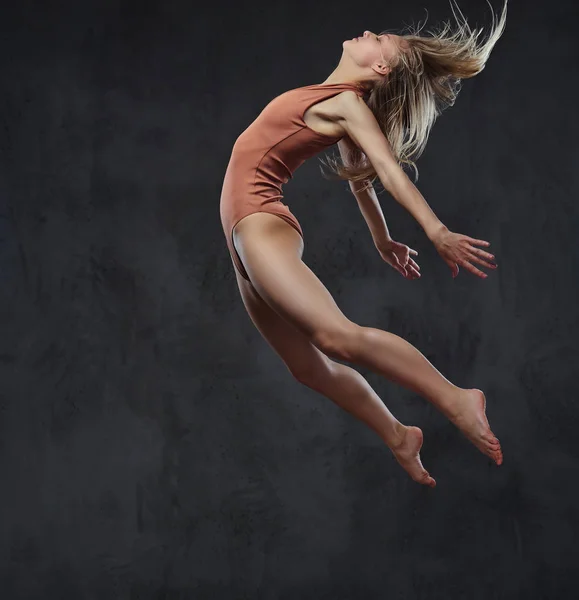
xmin=219 ymin=82 xmax=366 ymax=281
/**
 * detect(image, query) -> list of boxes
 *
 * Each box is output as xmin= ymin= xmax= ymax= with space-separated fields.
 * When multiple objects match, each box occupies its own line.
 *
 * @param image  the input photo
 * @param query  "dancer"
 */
xmin=219 ymin=0 xmax=507 ymax=487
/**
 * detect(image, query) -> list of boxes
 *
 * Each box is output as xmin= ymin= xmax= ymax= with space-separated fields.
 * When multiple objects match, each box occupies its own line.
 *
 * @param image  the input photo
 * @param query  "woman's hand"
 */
xmin=430 ymin=226 xmax=497 ymax=279
xmin=376 ymin=239 xmax=421 ymax=279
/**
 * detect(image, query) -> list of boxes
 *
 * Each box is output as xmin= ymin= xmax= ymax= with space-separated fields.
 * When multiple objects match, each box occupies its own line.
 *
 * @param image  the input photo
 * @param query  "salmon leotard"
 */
xmin=219 ymin=82 xmax=366 ymax=281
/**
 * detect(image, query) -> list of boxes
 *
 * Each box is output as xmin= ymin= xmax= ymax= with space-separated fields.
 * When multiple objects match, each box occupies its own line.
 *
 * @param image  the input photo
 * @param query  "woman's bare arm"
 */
xmin=335 ymin=91 xmax=447 ymax=242
xmin=333 ymin=91 xmax=497 ymax=279
xmin=337 ymin=135 xmax=393 ymax=248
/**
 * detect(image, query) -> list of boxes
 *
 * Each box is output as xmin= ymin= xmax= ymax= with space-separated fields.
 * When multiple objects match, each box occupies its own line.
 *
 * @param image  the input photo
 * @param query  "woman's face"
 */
xmin=344 ymin=30 xmax=402 ymax=72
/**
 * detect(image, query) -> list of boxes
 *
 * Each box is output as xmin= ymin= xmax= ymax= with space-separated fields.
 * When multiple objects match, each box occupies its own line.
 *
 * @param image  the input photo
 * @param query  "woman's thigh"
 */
xmin=234 ymin=267 xmax=333 ymax=384
xmin=232 ymin=212 xmax=359 ymax=354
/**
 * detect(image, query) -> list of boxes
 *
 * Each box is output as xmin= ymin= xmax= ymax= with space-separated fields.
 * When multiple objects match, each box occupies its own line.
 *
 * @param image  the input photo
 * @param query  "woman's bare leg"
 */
xmin=233 ymin=267 xmax=436 ymax=487
xmin=232 ymin=213 xmax=503 ymax=466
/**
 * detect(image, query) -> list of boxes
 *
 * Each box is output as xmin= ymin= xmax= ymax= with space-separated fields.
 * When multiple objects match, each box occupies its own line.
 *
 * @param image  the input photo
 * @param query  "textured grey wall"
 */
xmin=1 ymin=0 xmax=578 ymax=598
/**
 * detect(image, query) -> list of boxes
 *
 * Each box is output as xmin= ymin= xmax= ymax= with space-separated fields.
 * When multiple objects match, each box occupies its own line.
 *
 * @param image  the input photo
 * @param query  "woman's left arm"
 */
xmin=338 ymin=135 xmax=421 ymax=279
xmin=337 ymin=136 xmax=392 ymax=248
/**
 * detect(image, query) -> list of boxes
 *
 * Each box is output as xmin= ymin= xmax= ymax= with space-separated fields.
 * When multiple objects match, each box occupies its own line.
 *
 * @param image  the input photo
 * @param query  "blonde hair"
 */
xmin=321 ymin=0 xmax=508 ymax=186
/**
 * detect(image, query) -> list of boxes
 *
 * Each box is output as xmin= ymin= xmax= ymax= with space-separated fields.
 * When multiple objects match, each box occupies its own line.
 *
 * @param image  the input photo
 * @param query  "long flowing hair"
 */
xmin=320 ymin=0 xmax=508 ymax=185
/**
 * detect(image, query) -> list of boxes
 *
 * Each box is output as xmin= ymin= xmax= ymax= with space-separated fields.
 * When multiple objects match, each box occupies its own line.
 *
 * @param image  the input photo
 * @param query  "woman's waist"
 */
xmin=220 ymin=171 xmax=284 ymax=200
xmin=220 ymin=187 xmax=285 ymax=206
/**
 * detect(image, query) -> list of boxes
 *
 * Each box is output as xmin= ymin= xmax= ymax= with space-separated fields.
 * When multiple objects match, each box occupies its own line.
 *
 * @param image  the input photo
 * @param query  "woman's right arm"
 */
xmin=335 ymin=93 xmax=445 ymax=241
xmin=335 ymin=92 xmax=497 ymax=279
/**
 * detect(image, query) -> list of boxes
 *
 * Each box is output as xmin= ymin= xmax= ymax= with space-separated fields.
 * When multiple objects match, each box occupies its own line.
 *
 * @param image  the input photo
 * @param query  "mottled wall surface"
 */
xmin=1 ymin=0 xmax=578 ymax=598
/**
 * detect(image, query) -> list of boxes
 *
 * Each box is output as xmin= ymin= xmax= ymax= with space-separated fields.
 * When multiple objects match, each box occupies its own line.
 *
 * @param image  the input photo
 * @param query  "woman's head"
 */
xmin=322 ymin=0 xmax=508 ymax=184
xmin=342 ymin=31 xmax=408 ymax=81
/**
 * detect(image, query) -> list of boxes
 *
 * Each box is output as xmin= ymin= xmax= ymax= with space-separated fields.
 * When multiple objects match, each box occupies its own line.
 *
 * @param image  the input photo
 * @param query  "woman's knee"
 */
xmin=310 ymin=321 xmax=362 ymax=362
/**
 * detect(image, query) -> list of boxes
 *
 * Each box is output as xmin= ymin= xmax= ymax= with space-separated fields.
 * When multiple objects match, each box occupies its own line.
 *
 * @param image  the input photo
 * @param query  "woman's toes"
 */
xmin=421 ymin=471 xmax=435 ymax=486
xmin=484 ymin=434 xmax=500 ymax=446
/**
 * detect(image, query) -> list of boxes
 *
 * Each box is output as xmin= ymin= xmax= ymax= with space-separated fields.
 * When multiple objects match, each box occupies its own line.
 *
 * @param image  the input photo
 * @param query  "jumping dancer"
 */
xmin=220 ymin=0 xmax=508 ymax=487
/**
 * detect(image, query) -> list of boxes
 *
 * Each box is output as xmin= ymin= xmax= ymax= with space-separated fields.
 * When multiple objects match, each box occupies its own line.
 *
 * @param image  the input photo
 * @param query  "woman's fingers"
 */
xmin=464 ymin=236 xmax=491 ymax=247
xmin=407 ymin=263 xmax=420 ymax=278
xmin=405 ymin=256 xmax=421 ymax=278
xmin=465 ymin=248 xmax=497 ymax=270
xmin=397 ymin=257 xmax=420 ymax=279
xmin=455 ymin=238 xmax=497 ymax=278
xmin=466 ymin=244 xmax=495 ymax=262
xmin=408 ymin=257 xmax=420 ymax=270
xmin=435 ymin=231 xmax=497 ymax=279
xmin=457 ymin=257 xmax=487 ymax=278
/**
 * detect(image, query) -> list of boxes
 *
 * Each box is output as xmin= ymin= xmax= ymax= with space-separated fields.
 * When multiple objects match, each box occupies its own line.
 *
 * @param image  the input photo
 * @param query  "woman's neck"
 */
xmin=319 ymin=69 xmax=375 ymax=92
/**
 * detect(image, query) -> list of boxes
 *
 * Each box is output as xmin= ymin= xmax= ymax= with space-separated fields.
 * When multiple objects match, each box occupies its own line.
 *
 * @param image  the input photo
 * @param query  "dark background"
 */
xmin=1 ymin=0 xmax=578 ymax=598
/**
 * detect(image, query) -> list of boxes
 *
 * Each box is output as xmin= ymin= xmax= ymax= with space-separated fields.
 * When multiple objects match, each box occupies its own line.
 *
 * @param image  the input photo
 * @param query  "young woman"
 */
xmin=219 ymin=0 xmax=508 ymax=487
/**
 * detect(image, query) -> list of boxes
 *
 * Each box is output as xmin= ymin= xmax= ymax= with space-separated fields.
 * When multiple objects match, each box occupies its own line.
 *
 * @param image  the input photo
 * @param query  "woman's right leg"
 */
xmin=232 ymin=212 xmax=503 ymax=466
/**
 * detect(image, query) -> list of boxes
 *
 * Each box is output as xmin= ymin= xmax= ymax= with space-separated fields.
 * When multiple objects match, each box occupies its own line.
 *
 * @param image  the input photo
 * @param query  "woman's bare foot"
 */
xmin=448 ymin=388 xmax=503 ymax=465
xmin=390 ymin=425 xmax=436 ymax=487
